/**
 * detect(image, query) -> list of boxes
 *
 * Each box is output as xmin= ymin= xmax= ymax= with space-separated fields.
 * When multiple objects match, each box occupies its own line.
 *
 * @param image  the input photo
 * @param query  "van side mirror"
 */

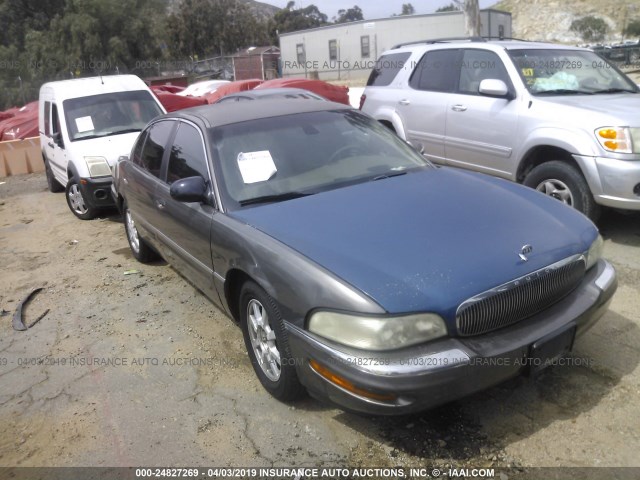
xmin=479 ymin=79 xmax=512 ymax=99
xmin=52 ymin=132 xmax=64 ymax=148
xmin=170 ymin=176 xmax=207 ymax=203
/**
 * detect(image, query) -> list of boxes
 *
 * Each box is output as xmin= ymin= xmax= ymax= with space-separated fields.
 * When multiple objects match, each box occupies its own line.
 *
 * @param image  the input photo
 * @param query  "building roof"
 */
xmin=233 ymin=46 xmax=280 ymax=57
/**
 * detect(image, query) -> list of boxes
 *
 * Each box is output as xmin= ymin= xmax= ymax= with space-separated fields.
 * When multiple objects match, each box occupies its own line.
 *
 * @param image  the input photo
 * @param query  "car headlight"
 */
xmin=595 ymin=127 xmax=640 ymax=154
xmin=585 ymin=234 xmax=604 ymax=271
xmin=307 ymin=311 xmax=447 ymax=351
xmin=85 ymin=156 xmax=111 ymax=177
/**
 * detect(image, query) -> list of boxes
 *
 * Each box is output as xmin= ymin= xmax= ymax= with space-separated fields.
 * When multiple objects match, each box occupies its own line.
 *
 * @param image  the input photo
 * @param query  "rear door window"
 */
xmin=367 ymin=52 xmax=412 ymax=86
xmin=409 ymin=49 xmax=460 ymax=92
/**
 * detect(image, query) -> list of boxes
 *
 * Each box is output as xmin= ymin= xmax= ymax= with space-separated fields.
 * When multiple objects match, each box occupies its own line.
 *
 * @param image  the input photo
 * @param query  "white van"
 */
xmin=39 ymin=75 xmax=165 ymax=219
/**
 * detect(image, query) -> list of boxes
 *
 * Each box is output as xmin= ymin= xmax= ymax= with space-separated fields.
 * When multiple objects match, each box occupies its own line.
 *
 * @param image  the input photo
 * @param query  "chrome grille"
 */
xmin=456 ymin=255 xmax=586 ymax=337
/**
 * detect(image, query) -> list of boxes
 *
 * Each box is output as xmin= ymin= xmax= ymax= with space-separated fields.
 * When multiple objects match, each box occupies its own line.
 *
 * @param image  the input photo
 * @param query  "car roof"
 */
xmin=390 ymin=39 xmax=590 ymax=54
xmin=161 ymin=99 xmax=352 ymax=128
xmin=225 ymin=87 xmax=325 ymax=99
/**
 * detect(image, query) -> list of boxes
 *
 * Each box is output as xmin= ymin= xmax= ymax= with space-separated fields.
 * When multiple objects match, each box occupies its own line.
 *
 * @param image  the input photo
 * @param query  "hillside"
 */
xmin=491 ymin=0 xmax=637 ymax=44
xmin=242 ymin=0 xmax=280 ymax=20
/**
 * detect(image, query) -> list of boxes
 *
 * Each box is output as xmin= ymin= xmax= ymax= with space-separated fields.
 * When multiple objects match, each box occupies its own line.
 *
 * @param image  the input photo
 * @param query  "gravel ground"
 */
xmin=0 ymin=173 xmax=639 ymax=479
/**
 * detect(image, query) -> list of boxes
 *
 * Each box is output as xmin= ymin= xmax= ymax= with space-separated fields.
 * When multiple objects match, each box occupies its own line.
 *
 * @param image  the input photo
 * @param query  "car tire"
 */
xmin=524 ymin=161 xmax=601 ymax=222
xmin=240 ymin=281 xmax=305 ymax=401
xmin=65 ymin=177 xmax=98 ymax=220
xmin=44 ymin=158 xmax=64 ymax=193
xmin=124 ymin=203 xmax=157 ymax=263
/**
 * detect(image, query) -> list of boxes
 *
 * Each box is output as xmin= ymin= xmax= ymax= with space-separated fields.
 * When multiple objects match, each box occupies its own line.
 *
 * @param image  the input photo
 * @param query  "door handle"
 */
xmin=155 ymin=199 xmax=166 ymax=210
xmin=451 ymin=104 xmax=467 ymax=112
xmin=398 ymin=99 xmax=411 ymax=106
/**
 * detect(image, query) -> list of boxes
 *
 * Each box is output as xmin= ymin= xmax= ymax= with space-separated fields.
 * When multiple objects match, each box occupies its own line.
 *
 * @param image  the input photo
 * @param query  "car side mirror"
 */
xmin=479 ymin=79 xmax=512 ymax=99
xmin=52 ymin=132 xmax=64 ymax=148
xmin=170 ymin=176 xmax=207 ymax=203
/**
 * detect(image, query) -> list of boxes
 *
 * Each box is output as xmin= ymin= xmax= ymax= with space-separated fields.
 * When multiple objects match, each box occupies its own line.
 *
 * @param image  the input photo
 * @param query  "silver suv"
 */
xmin=360 ymin=38 xmax=640 ymax=221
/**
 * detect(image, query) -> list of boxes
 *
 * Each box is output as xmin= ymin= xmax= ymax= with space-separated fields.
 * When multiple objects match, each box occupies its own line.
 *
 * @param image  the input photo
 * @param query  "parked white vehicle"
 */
xmin=39 ymin=75 xmax=165 ymax=219
xmin=361 ymin=39 xmax=640 ymax=221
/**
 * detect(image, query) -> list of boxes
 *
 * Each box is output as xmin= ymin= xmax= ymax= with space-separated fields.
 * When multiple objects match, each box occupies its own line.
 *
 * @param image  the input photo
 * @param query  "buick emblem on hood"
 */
xmin=519 ymin=244 xmax=533 ymax=262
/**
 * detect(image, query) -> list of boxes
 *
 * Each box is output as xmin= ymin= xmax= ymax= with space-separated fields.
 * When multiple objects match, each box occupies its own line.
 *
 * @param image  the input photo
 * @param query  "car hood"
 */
xmin=68 ymin=131 xmax=141 ymax=167
xmin=229 ymin=168 xmax=597 ymax=322
xmin=536 ymin=92 xmax=640 ymax=124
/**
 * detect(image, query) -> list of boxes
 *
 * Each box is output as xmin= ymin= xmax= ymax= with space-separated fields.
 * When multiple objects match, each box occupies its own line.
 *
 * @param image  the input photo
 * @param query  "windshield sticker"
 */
xmin=534 ymin=71 xmax=579 ymax=92
xmin=237 ymin=151 xmax=277 ymax=184
xmin=75 ymin=116 xmax=95 ymax=133
xmin=522 ymin=68 xmax=534 ymax=77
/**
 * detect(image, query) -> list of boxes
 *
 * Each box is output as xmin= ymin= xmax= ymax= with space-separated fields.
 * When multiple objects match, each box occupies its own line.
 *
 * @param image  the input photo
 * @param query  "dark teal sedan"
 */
xmin=112 ymin=100 xmax=616 ymax=414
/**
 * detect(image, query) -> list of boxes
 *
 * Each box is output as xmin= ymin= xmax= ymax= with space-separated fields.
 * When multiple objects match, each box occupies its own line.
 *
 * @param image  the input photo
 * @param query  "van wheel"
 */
xmin=45 ymin=159 xmax=64 ymax=193
xmin=65 ymin=178 xmax=98 ymax=220
xmin=124 ymin=203 xmax=157 ymax=263
xmin=524 ymin=161 xmax=600 ymax=222
xmin=240 ymin=281 xmax=305 ymax=402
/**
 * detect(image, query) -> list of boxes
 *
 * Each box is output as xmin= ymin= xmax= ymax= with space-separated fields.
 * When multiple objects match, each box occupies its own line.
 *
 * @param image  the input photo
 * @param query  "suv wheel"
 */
xmin=44 ymin=159 xmax=64 ymax=193
xmin=66 ymin=178 xmax=98 ymax=220
xmin=240 ymin=281 xmax=305 ymax=401
xmin=124 ymin=203 xmax=157 ymax=263
xmin=524 ymin=161 xmax=601 ymax=222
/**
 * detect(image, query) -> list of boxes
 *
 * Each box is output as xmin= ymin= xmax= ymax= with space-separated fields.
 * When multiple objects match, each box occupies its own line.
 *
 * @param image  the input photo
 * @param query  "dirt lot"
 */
xmin=1 ymin=173 xmax=639 ymax=478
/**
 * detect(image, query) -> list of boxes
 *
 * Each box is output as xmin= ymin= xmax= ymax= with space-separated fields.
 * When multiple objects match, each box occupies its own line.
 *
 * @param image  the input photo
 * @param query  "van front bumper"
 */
xmin=287 ymin=259 xmax=616 ymax=415
xmin=80 ymin=176 xmax=115 ymax=209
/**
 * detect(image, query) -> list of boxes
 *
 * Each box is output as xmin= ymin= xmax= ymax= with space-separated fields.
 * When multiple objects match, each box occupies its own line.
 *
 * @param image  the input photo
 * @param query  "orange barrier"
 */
xmin=0 ymin=137 xmax=43 ymax=178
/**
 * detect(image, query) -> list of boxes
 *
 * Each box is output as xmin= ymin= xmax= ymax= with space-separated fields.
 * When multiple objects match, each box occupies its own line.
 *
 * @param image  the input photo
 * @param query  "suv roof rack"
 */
xmin=391 ymin=36 xmax=530 ymax=49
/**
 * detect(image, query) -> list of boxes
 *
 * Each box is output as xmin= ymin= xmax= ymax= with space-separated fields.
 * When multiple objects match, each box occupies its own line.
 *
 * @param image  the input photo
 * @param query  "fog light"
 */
xmin=309 ymin=359 xmax=397 ymax=403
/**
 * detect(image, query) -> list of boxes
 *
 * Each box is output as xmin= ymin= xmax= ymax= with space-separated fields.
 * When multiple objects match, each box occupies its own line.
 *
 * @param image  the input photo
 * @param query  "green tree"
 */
xmin=334 ymin=5 xmax=364 ymax=23
xmin=436 ymin=3 xmax=459 ymax=12
xmin=400 ymin=3 xmax=415 ymax=15
xmin=570 ymin=16 xmax=608 ymax=42
xmin=269 ymin=1 xmax=328 ymax=42
xmin=166 ymin=0 xmax=268 ymax=58
xmin=0 ymin=0 xmax=168 ymax=109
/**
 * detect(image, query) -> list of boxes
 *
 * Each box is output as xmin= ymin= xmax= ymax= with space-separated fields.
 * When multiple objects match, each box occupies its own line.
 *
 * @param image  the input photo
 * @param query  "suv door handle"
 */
xmin=398 ymin=99 xmax=411 ymax=106
xmin=451 ymin=104 xmax=467 ymax=112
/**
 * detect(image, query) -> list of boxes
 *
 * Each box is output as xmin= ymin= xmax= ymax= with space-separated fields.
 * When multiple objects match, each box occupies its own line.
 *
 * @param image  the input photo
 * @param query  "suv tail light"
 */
xmin=359 ymin=94 xmax=366 ymax=110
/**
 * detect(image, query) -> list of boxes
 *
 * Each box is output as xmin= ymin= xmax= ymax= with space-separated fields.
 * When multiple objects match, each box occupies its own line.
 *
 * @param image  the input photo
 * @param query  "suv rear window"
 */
xmin=367 ymin=52 xmax=412 ymax=87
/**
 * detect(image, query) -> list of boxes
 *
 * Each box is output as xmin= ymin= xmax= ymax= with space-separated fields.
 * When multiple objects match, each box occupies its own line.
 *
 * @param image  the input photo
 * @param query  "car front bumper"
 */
xmin=575 ymin=154 xmax=640 ymax=210
xmin=80 ymin=176 xmax=115 ymax=209
xmin=287 ymin=259 xmax=617 ymax=415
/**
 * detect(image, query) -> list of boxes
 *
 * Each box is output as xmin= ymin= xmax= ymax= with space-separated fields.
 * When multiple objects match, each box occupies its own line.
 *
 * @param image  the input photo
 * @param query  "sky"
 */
xmin=262 ymin=0 xmax=498 ymax=21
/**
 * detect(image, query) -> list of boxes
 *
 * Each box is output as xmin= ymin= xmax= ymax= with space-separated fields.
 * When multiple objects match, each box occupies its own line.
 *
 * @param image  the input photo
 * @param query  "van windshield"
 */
xmin=63 ymin=90 xmax=163 ymax=141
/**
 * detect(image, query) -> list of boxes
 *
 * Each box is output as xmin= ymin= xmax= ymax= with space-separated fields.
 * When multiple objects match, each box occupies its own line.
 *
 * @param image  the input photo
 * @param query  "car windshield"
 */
xmin=508 ymin=49 xmax=638 ymax=95
xmin=63 ymin=90 xmax=164 ymax=141
xmin=209 ymin=109 xmax=431 ymax=210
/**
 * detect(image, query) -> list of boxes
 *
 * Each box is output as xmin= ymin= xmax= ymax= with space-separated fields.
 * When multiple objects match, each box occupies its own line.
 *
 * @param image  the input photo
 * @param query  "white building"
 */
xmin=279 ymin=10 xmax=512 ymax=82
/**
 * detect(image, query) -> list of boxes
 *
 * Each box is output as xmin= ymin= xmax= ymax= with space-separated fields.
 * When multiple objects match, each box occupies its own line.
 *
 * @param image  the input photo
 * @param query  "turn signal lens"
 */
xmin=309 ymin=359 xmax=397 ymax=403
xmin=598 ymin=129 xmax=617 ymax=139
xmin=595 ymin=127 xmax=632 ymax=153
